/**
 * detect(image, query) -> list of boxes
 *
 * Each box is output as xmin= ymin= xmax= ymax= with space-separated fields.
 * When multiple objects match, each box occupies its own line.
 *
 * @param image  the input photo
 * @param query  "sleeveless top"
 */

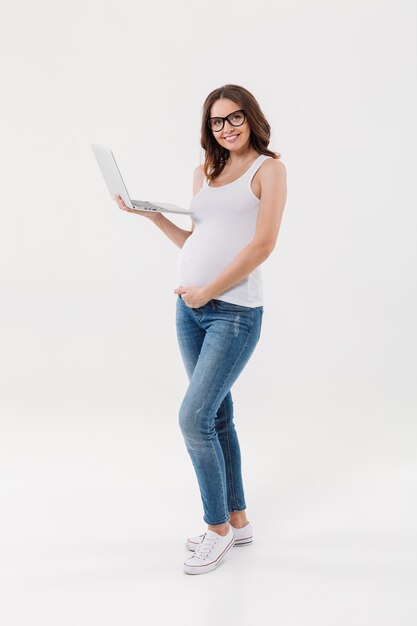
xmin=177 ymin=154 xmax=272 ymax=307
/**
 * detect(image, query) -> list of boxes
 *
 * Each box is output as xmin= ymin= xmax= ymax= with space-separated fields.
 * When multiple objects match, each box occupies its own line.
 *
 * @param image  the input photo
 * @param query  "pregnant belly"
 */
xmin=177 ymin=233 xmax=246 ymax=287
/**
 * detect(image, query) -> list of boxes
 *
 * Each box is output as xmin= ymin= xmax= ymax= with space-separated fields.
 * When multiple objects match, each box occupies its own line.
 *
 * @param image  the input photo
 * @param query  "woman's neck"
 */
xmin=226 ymin=149 xmax=259 ymax=167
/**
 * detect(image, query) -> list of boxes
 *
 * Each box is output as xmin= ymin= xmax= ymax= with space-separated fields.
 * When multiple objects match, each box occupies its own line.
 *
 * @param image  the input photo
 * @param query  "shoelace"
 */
xmin=193 ymin=532 xmax=218 ymax=561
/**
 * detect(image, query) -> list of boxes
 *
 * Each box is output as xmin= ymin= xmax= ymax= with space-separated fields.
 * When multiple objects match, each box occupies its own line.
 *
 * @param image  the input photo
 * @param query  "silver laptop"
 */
xmin=91 ymin=143 xmax=192 ymax=215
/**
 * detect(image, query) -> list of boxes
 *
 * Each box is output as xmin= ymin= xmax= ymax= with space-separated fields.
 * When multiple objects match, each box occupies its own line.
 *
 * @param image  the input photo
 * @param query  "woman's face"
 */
xmin=209 ymin=98 xmax=251 ymax=154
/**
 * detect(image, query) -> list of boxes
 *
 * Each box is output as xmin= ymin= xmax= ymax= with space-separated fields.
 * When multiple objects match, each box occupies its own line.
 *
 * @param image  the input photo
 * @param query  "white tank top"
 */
xmin=177 ymin=154 xmax=272 ymax=307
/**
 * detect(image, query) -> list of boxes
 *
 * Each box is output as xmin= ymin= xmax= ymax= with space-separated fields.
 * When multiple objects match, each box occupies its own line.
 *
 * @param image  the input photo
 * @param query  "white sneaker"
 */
xmin=183 ymin=526 xmax=235 ymax=575
xmin=186 ymin=521 xmax=253 ymax=551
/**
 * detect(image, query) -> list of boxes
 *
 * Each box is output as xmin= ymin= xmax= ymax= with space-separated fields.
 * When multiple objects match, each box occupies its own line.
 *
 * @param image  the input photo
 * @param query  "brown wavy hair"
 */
xmin=200 ymin=84 xmax=281 ymax=183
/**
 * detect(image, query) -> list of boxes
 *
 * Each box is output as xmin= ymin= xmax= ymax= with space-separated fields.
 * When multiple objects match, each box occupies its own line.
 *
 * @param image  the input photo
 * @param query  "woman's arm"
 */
xmin=175 ymin=159 xmax=287 ymax=306
xmin=204 ymin=159 xmax=287 ymax=299
xmin=150 ymin=164 xmax=203 ymax=247
xmin=151 ymin=212 xmax=193 ymax=248
xmin=115 ymin=164 xmax=202 ymax=249
xmin=115 ymin=195 xmax=193 ymax=249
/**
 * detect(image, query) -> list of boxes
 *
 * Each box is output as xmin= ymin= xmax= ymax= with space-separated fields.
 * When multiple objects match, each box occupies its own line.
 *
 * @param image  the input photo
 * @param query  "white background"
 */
xmin=0 ymin=0 xmax=416 ymax=624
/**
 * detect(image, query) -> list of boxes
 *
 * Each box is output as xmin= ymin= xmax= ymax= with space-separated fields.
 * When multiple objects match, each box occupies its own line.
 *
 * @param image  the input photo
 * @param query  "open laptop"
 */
xmin=91 ymin=143 xmax=192 ymax=215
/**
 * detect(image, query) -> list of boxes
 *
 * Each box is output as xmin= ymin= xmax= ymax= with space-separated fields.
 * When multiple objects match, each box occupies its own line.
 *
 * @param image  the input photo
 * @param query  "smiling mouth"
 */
xmin=224 ymin=134 xmax=239 ymax=142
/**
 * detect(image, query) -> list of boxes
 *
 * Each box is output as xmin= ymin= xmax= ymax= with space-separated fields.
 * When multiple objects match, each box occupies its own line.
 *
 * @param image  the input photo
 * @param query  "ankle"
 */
xmin=229 ymin=511 xmax=249 ymax=528
xmin=208 ymin=522 xmax=230 ymax=536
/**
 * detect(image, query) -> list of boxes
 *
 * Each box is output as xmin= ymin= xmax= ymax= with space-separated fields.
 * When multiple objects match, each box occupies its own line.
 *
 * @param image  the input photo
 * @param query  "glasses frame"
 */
xmin=207 ymin=109 xmax=246 ymax=132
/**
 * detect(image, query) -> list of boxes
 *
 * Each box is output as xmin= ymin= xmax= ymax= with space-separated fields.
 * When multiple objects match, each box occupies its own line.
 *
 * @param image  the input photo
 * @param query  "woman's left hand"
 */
xmin=174 ymin=285 xmax=211 ymax=308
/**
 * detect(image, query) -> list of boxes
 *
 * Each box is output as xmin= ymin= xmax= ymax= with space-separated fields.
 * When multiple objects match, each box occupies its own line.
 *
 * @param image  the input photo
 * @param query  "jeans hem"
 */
xmin=204 ymin=516 xmax=231 ymax=525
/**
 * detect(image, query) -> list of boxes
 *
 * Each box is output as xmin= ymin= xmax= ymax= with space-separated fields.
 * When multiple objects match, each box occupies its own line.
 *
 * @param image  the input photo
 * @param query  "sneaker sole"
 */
xmin=186 ymin=533 xmax=253 ymax=551
xmin=183 ymin=536 xmax=235 ymax=574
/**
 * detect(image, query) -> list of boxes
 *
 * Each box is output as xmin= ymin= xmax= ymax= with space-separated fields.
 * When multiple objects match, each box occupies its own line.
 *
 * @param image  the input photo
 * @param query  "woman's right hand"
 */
xmin=115 ymin=194 xmax=159 ymax=220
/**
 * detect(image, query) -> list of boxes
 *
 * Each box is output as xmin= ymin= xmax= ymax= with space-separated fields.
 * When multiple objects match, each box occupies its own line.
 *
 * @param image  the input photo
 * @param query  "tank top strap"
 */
xmin=244 ymin=154 xmax=271 ymax=178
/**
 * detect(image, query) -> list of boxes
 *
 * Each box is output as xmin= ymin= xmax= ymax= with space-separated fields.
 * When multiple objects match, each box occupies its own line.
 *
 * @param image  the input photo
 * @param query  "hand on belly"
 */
xmin=174 ymin=285 xmax=211 ymax=308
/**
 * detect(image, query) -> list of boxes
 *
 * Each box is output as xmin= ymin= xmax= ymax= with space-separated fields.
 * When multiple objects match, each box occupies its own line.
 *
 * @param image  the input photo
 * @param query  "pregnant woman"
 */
xmin=116 ymin=83 xmax=287 ymax=575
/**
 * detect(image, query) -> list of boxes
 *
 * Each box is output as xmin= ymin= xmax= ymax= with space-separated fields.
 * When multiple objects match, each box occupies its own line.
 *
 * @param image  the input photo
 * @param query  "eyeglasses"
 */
xmin=207 ymin=109 xmax=246 ymax=132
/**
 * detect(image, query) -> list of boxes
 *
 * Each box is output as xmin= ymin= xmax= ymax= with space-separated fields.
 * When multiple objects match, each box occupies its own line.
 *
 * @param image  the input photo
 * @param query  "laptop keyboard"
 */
xmin=132 ymin=200 xmax=159 ymax=211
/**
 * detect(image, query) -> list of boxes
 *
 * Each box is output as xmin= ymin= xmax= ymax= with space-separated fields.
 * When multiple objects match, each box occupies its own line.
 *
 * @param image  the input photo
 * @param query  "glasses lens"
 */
xmin=228 ymin=110 xmax=245 ymax=126
xmin=208 ymin=118 xmax=223 ymax=131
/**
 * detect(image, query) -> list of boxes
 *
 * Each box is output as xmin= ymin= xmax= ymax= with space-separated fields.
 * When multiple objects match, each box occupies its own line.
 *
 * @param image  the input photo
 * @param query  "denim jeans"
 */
xmin=176 ymin=294 xmax=264 ymax=525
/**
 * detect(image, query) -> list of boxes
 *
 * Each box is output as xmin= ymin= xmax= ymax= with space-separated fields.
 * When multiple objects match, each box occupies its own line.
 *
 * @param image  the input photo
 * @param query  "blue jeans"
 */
xmin=176 ymin=294 xmax=264 ymax=525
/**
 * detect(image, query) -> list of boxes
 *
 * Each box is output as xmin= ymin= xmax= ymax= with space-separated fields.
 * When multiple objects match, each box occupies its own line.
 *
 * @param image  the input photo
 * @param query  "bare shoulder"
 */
xmin=261 ymin=156 xmax=286 ymax=177
xmin=257 ymin=157 xmax=287 ymax=201
xmin=192 ymin=163 xmax=205 ymax=196
xmin=193 ymin=163 xmax=205 ymax=180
